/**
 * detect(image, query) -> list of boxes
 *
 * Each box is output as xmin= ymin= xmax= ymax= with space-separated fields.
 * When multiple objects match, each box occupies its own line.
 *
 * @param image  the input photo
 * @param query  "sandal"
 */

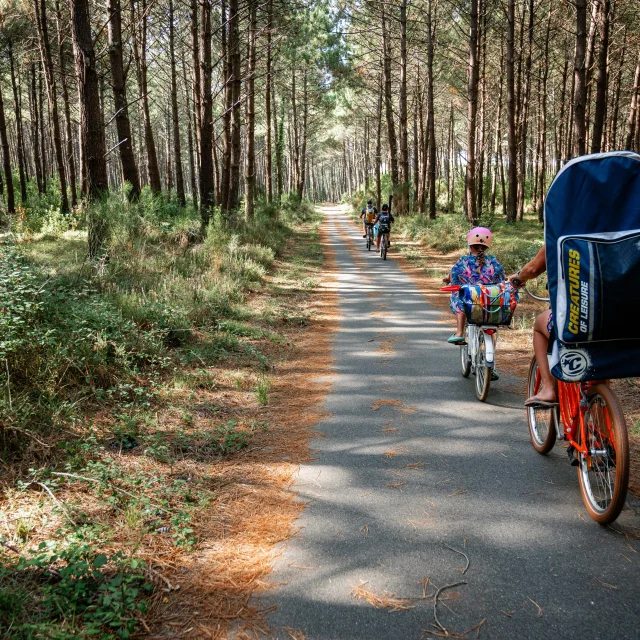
xmin=491 ymin=370 xmax=500 ymax=381
xmin=524 ymin=396 xmax=558 ymax=409
xmin=447 ymin=335 xmax=466 ymax=345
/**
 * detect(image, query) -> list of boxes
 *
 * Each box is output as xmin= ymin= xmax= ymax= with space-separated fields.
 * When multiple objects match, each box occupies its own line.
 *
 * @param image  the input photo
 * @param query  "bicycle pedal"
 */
xmin=567 ymin=446 xmax=580 ymax=467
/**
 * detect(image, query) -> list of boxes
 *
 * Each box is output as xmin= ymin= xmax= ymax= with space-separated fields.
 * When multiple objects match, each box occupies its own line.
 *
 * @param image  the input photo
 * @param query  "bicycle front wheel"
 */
xmin=578 ymin=384 xmax=629 ymax=525
xmin=526 ymin=356 xmax=557 ymax=454
xmin=474 ymin=331 xmax=491 ymax=402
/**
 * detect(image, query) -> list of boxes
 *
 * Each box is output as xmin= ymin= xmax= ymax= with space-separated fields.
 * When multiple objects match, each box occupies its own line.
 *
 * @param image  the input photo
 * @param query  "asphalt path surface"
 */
xmin=262 ymin=206 xmax=640 ymax=639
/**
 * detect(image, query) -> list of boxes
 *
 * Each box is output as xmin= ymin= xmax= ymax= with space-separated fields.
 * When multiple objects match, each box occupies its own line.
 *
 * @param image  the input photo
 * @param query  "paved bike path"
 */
xmin=262 ymin=206 xmax=640 ymax=639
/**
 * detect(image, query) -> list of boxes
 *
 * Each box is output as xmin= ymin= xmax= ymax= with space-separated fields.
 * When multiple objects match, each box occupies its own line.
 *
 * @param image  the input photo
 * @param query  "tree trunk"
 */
xmin=107 ymin=0 xmax=141 ymax=198
xmin=397 ymin=0 xmax=409 ymax=215
xmin=274 ymin=85 xmax=283 ymax=202
xmin=244 ymin=0 xmax=256 ymax=218
xmin=591 ymin=0 xmax=610 ymax=153
xmin=265 ymin=0 xmax=273 ymax=202
xmin=476 ymin=0 xmax=487 ymax=217
xmin=29 ymin=63 xmax=44 ymax=194
xmin=199 ymin=0 xmax=214 ymax=227
xmin=382 ymin=7 xmax=399 ymax=198
xmin=624 ymin=48 xmax=640 ymax=150
xmin=506 ymin=0 xmax=517 ymax=221
xmin=9 ymin=42 xmax=28 ymax=204
xmin=191 ymin=0 xmax=201 ymax=187
xmin=227 ymin=0 xmax=242 ymax=211
xmin=517 ymin=0 xmax=534 ymax=221
xmin=465 ymin=0 xmax=479 ymax=224
xmin=70 ymin=0 xmax=108 ymax=257
xmin=573 ymin=0 xmax=588 ymax=157
xmin=0 ymin=84 xmax=15 ymax=213
xmin=609 ymin=27 xmax=626 ymax=150
xmin=296 ymin=69 xmax=308 ymax=201
xmin=181 ymin=49 xmax=197 ymax=206
xmin=132 ymin=0 xmax=161 ymax=193
xmin=376 ymin=75 xmax=382 ymax=209
xmin=168 ymin=0 xmax=185 ymax=205
xmin=426 ymin=0 xmax=437 ymax=219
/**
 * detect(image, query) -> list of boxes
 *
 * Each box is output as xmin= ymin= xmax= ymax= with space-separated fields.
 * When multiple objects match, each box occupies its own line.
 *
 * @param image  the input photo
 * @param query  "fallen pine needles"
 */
xmin=350 ymin=581 xmax=415 ymax=611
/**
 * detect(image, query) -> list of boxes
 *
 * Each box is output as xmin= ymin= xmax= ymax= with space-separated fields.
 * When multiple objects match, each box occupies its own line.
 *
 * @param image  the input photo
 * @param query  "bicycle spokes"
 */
xmin=581 ymin=396 xmax=617 ymax=513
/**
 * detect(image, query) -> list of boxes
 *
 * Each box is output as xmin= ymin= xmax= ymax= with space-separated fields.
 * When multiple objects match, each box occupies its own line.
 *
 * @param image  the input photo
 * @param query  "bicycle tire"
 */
xmin=474 ymin=332 xmax=491 ymax=401
xmin=460 ymin=327 xmax=471 ymax=378
xmin=381 ymin=236 xmax=387 ymax=260
xmin=526 ymin=356 xmax=557 ymax=454
xmin=578 ymin=384 xmax=629 ymax=525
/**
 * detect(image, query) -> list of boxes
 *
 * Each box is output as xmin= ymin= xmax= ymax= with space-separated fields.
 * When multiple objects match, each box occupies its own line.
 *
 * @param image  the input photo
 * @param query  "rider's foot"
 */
xmin=362 ymin=234 xmax=367 ymax=238
xmin=524 ymin=394 xmax=558 ymax=408
xmin=491 ymin=370 xmax=500 ymax=381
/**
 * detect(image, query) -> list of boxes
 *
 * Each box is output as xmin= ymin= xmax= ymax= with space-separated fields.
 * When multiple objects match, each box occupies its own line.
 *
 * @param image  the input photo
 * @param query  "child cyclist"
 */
xmin=447 ymin=227 xmax=506 ymax=345
xmin=373 ymin=203 xmax=394 ymax=251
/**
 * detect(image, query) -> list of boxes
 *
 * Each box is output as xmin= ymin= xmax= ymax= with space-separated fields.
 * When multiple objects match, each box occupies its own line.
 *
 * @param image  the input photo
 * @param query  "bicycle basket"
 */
xmin=459 ymin=283 xmax=518 ymax=326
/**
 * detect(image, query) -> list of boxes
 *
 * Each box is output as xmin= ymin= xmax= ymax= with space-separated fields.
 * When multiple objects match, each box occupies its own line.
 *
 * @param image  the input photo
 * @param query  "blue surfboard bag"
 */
xmin=545 ymin=151 xmax=640 ymax=382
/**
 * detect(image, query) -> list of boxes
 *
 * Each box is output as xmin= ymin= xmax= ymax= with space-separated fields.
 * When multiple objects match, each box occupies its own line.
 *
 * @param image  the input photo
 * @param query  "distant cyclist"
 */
xmin=373 ymin=203 xmax=394 ymax=252
xmin=360 ymin=199 xmax=378 ymax=237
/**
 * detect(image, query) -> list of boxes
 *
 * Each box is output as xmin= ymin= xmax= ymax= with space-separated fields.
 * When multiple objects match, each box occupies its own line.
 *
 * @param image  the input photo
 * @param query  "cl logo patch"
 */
xmin=560 ymin=350 xmax=589 ymax=379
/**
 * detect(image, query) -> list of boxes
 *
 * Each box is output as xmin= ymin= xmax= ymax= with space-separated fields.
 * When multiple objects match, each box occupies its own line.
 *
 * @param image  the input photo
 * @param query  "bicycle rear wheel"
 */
xmin=381 ymin=236 xmax=387 ymax=260
xmin=460 ymin=326 xmax=471 ymax=378
xmin=526 ymin=356 xmax=557 ymax=454
xmin=474 ymin=331 xmax=491 ymax=401
xmin=578 ymin=384 xmax=629 ymax=525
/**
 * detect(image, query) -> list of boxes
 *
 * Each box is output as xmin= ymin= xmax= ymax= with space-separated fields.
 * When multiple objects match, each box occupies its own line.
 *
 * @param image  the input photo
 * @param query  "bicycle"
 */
xmin=524 ymin=286 xmax=629 ymax=524
xmin=378 ymin=223 xmax=390 ymax=260
xmin=441 ymin=283 xmax=515 ymax=401
xmin=365 ymin=222 xmax=374 ymax=251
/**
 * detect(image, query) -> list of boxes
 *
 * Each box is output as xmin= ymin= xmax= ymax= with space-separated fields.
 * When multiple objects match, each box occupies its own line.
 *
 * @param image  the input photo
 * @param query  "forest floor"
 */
xmin=0 ymin=209 xmax=338 ymax=638
xmin=345 ymin=209 xmax=640 ymax=498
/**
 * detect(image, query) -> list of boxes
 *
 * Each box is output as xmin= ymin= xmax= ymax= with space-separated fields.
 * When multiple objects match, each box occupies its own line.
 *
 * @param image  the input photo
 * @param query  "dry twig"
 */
xmin=444 ymin=543 xmax=470 ymax=575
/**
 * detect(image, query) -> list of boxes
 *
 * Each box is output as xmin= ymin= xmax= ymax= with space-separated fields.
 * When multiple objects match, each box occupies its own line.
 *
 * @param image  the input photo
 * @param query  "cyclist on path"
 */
xmin=360 ymin=199 xmax=378 ymax=238
xmin=373 ymin=204 xmax=394 ymax=252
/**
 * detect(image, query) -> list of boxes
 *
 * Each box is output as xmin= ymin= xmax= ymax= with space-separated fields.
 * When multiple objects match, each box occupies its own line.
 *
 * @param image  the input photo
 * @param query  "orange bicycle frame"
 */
xmin=533 ymin=369 xmax=616 ymax=456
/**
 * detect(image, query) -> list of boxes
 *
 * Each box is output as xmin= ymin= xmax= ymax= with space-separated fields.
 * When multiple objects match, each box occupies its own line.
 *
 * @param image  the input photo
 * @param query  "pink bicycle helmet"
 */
xmin=467 ymin=226 xmax=492 ymax=248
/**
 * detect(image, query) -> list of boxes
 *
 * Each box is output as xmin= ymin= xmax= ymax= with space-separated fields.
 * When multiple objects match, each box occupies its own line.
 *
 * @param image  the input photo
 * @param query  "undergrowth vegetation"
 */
xmin=0 ymin=189 xmax=322 ymax=638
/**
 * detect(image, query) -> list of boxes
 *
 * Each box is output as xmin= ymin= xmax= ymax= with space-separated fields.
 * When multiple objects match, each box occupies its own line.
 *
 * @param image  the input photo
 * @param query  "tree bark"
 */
xmin=107 ymin=0 xmax=141 ymax=198
xmin=54 ymin=0 xmax=77 ymax=207
xmin=131 ymin=0 xmax=161 ymax=193
xmin=505 ymin=0 xmax=517 ymax=221
xmin=70 ymin=0 xmax=108 ymax=257
xmin=426 ymin=0 xmax=437 ymax=219
xmin=465 ymin=0 xmax=479 ymax=224
xmin=8 ymin=42 xmax=28 ymax=204
xmin=624 ymin=48 xmax=640 ymax=151
xmin=382 ymin=7 xmax=399 ymax=198
xmin=227 ymin=0 xmax=242 ymax=211
xmin=199 ymin=0 xmax=214 ymax=227
xmin=244 ymin=0 xmax=256 ymax=218
xmin=591 ymin=0 xmax=610 ymax=153
xmin=0 ymin=84 xmax=15 ymax=213
xmin=265 ymin=0 xmax=273 ymax=202
xmin=397 ymin=0 xmax=409 ymax=215
xmin=29 ymin=63 xmax=44 ymax=194
xmin=168 ymin=0 xmax=185 ymax=205
xmin=573 ymin=0 xmax=588 ymax=157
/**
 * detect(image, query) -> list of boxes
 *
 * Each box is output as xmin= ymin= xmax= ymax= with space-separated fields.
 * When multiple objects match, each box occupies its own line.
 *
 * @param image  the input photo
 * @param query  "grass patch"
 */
xmin=1 ymin=190 xmax=324 ymax=636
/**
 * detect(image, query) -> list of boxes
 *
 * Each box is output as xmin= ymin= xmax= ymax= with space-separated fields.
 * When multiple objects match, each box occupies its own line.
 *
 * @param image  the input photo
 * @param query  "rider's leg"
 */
xmin=527 ymin=309 xmax=556 ymax=403
xmin=455 ymin=312 xmax=466 ymax=337
xmin=363 ymin=220 xmax=367 ymax=237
